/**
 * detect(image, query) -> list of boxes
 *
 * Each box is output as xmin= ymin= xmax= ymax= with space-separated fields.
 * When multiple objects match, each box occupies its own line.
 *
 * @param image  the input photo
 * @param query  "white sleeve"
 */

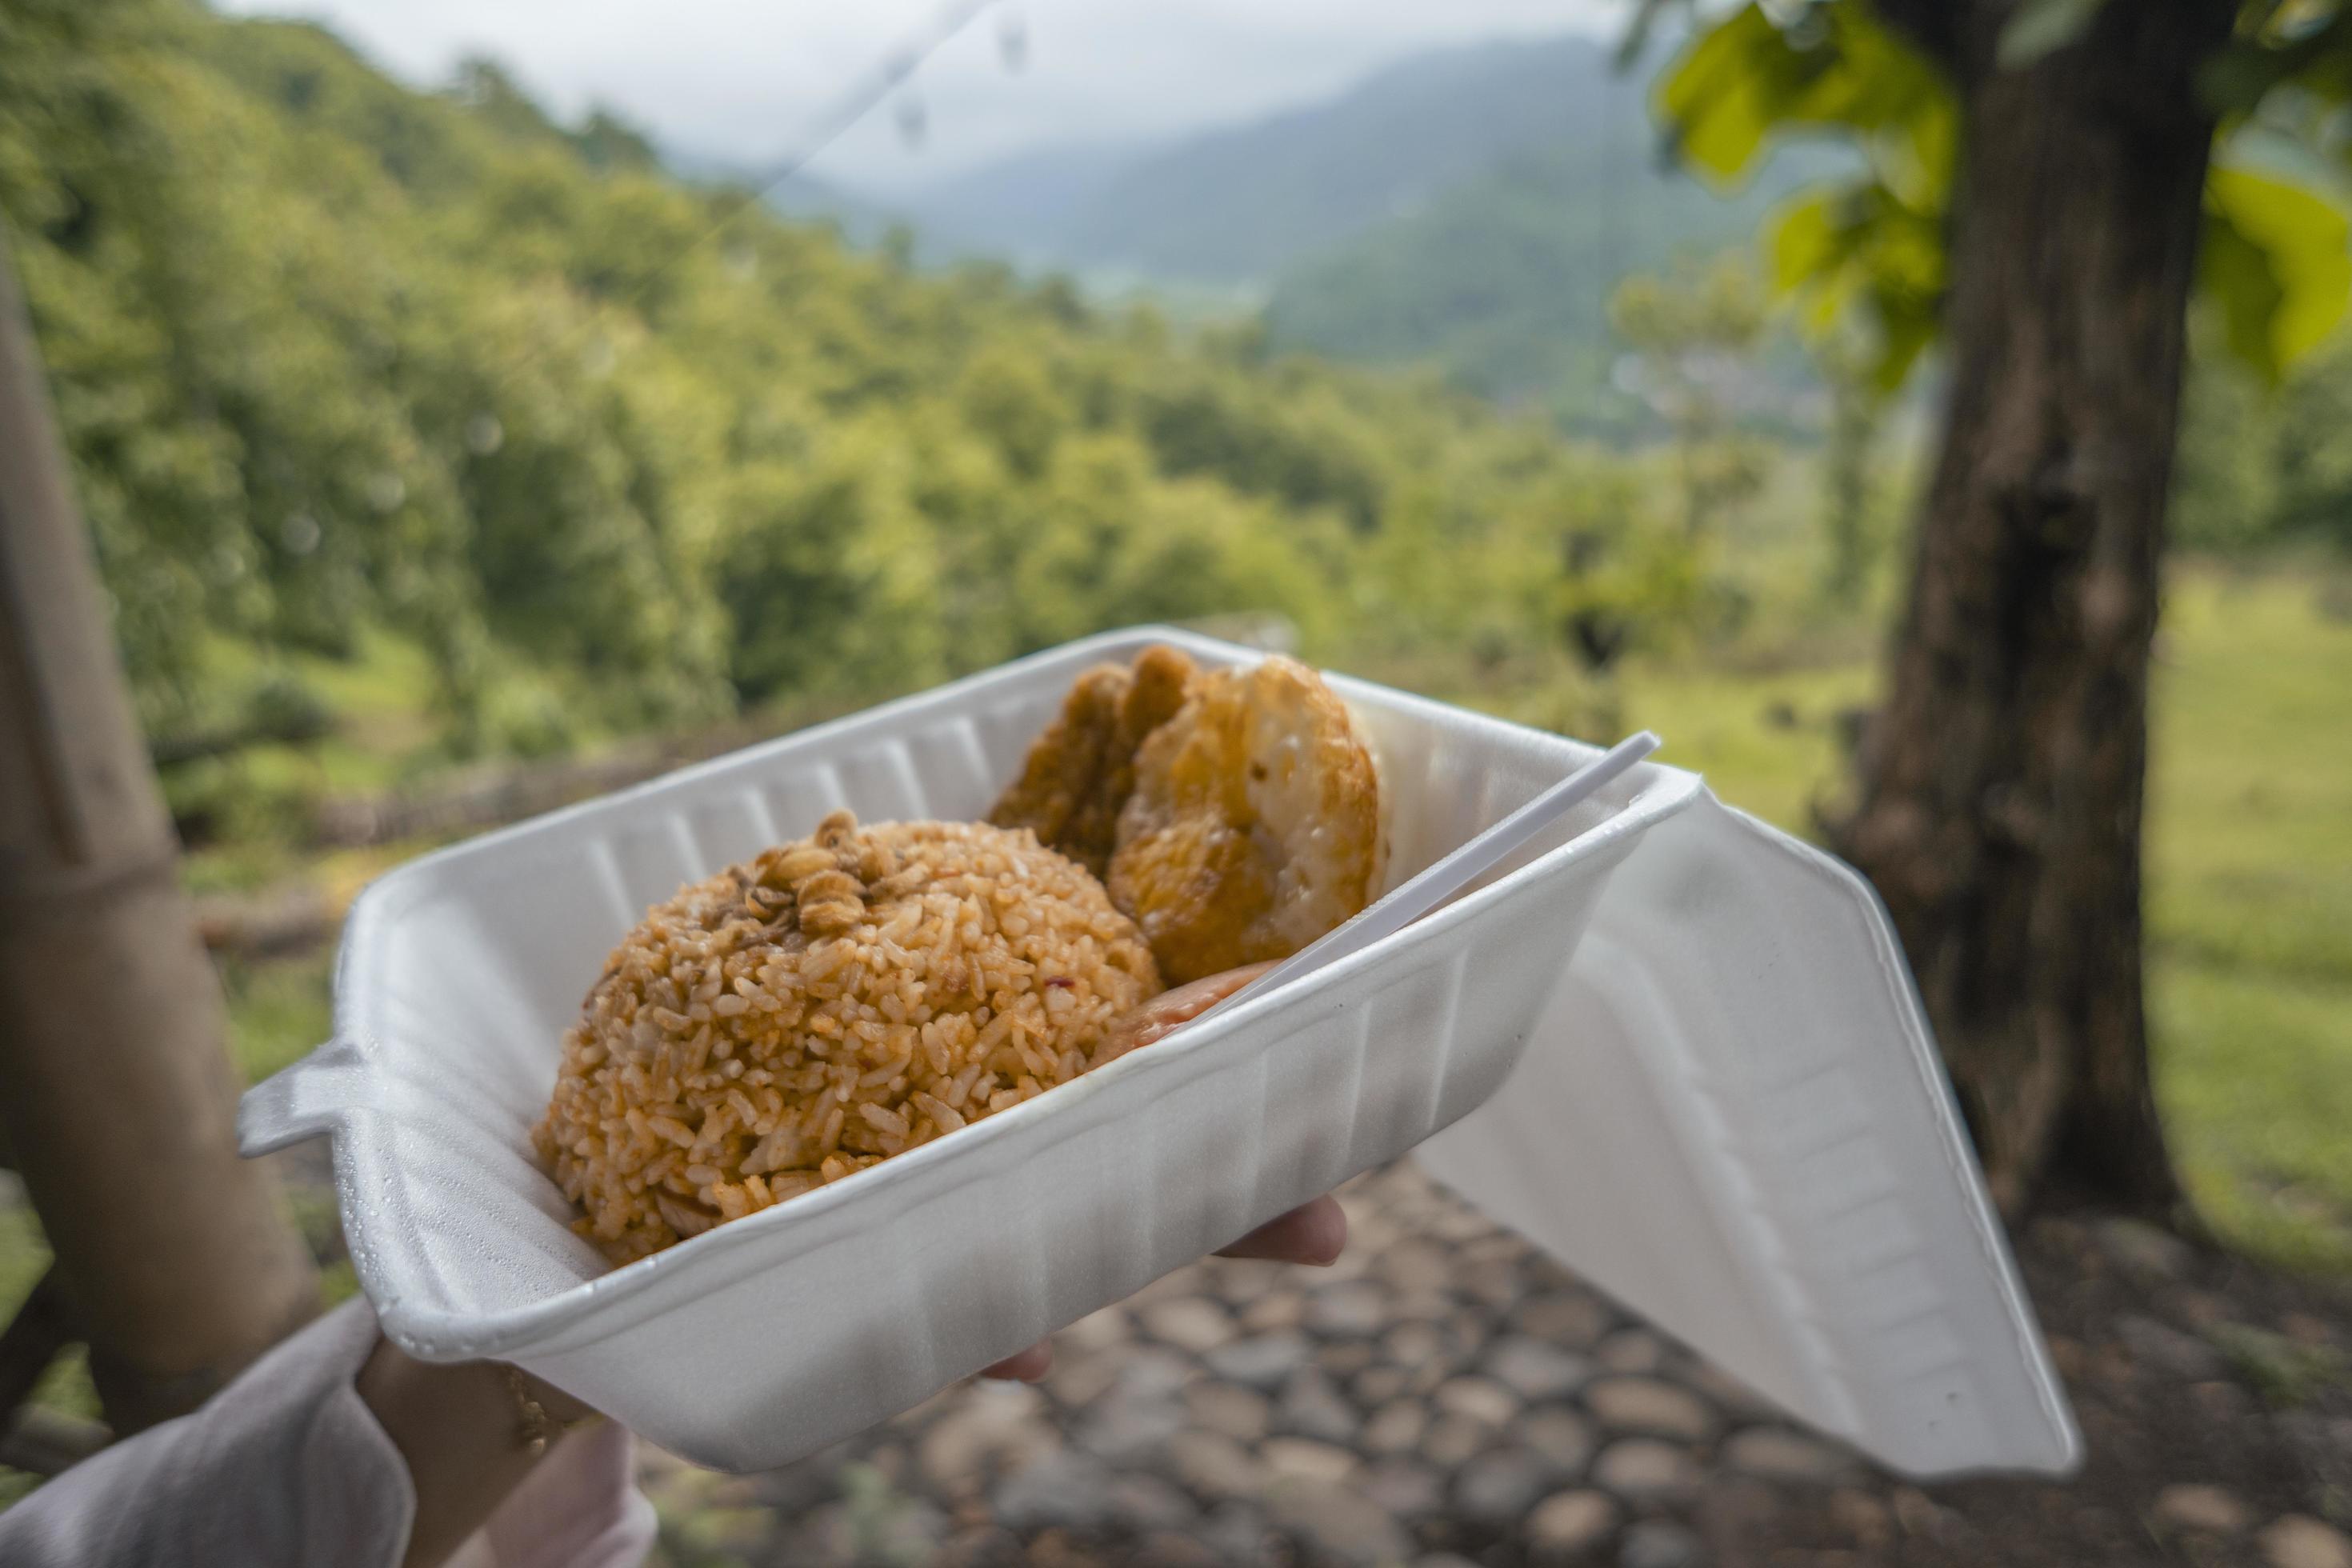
xmin=0 ymin=1298 xmax=655 ymax=1568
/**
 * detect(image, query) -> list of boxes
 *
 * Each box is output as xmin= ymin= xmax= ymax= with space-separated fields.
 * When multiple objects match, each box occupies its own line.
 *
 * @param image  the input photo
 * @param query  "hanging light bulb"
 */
xmin=997 ymin=5 xmax=1029 ymax=73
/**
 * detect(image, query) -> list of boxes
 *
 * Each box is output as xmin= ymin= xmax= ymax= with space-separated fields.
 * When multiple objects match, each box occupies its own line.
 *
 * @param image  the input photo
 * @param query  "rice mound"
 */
xmin=534 ymin=810 xmax=1161 ymax=1263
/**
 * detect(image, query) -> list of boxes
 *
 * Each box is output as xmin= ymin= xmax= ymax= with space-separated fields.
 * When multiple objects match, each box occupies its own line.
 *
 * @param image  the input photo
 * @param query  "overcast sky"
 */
xmin=213 ymin=0 xmax=1618 ymax=193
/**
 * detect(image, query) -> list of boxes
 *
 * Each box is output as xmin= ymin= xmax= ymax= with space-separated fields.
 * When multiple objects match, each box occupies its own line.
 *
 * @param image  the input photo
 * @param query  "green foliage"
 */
xmin=2175 ymin=331 xmax=2352 ymax=551
xmin=2201 ymin=163 xmax=2352 ymax=382
xmin=1609 ymin=257 xmax=1777 ymax=539
xmin=1658 ymin=1 xmax=2352 ymax=397
xmin=0 ymin=0 xmax=1721 ymax=762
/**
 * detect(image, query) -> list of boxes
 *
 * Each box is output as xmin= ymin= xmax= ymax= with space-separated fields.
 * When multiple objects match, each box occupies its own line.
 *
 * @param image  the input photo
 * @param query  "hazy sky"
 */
xmin=214 ymin=0 xmax=1618 ymax=193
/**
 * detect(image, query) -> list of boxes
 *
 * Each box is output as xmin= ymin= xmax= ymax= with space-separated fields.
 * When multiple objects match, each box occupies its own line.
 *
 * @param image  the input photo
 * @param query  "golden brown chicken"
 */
xmin=1108 ymin=656 xmax=1379 ymax=984
xmin=987 ymin=644 xmax=1196 ymax=875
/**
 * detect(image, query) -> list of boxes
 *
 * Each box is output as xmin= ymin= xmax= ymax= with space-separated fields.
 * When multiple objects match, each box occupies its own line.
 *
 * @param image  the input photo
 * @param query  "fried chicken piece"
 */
xmin=989 ymin=644 xmax=1196 ymax=874
xmin=1108 ymin=656 xmax=1378 ymax=985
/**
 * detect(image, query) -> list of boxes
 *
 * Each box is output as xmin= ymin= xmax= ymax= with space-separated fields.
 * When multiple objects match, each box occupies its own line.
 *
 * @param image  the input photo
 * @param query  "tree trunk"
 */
xmin=1833 ymin=2 xmax=2233 ymax=1216
xmin=0 ymin=236 xmax=319 ymax=1433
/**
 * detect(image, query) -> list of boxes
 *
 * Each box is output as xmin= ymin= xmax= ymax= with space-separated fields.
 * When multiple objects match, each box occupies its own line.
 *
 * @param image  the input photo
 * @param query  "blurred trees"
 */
xmin=1651 ymin=0 xmax=2352 ymax=1215
xmin=1606 ymin=258 xmax=1773 ymax=539
xmin=0 ymin=0 xmax=1710 ymax=770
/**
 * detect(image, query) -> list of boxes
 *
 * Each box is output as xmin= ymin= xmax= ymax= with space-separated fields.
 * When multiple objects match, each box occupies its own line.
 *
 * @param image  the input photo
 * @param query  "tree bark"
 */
xmin=1833 ymin=1 xmax=2234 ymax=1215
xmin=0 ymin=235 xmax=318 ymax=1433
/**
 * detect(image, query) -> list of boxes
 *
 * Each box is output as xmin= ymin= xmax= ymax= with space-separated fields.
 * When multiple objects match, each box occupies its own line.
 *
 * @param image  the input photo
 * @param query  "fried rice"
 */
xmin=533 ymin=810 xmax=1161 ymax=1263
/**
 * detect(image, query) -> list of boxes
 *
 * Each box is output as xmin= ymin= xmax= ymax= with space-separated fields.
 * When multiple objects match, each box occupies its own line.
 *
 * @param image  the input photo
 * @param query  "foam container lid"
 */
xmin=239 ymin=628 xmax=2076 ymax=1478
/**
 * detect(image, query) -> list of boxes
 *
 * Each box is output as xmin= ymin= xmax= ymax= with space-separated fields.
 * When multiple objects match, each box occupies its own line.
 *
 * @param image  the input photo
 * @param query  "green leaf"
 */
xmin=1995 ymin=0 xmax=2109 ymax=70
xmin=1763 ymin=176 xmax=1947 ymax=399
xmin=1655 ymin=2 xmax=1954 ymax=191
xmin=2200 ymin=163 xmax=2352 ymax=382
xmin=1655 ymin=4 xmax=1789 ymax=182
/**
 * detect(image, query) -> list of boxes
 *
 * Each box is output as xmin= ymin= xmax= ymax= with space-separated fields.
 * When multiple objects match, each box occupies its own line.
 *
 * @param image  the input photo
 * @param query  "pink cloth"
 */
xmin=0 ymin=1299 xmax=654 ymax=1568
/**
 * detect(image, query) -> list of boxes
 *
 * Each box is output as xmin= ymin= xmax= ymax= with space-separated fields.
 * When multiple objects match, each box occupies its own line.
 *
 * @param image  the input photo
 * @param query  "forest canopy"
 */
xmin=0 ymin=0 xmax=1691 ymax=761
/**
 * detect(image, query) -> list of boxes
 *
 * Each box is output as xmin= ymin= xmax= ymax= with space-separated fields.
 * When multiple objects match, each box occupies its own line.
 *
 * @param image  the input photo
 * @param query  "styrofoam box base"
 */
xmin=242 ymin=629 xmax=1682 ymax=1471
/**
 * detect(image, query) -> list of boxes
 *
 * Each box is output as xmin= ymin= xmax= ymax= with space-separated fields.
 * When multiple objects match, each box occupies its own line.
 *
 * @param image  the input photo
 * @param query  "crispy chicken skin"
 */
xmin=988 ymin=644 xmax=1197 ymax=875
xmin=1108 ymin=656 xmax=1378 ymax=985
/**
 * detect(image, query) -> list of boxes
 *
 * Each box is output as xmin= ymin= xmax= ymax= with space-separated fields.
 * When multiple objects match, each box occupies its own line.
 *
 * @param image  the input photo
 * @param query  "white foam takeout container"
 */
xmin=240 ymin=628 xmax=2079 ymax=1478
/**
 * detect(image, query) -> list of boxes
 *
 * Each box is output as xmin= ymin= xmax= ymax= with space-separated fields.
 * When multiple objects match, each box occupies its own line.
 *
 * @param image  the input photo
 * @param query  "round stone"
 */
xmin=1384 ymin=1322 xmax=1446 ymax=1370
xmin=1458 ymin=1255 xmax=1524 ymax=1308
xmin=917 ymin=1387 xmax=1057 ymax=1494
xmin=1527 ymin=1489 xmax=1618 ymax=1558
xmin=1207 ymin=1331 xmax=1314 ymax=1390
xmin=1110 ymin=1474 xmax=1201 ymax=1533
xmin=2262 ymin=1516 xmax=2352 ymax=1568
xmin=1279 ymin=1367 xmax=1362 ymax=1444
xmin=2154 ymin=1484 xmax=2250 ymax=1534
xmin=1169 ymin=1429 xmax=1265 ymax=1502
xmin=1434 ymin=1375 xmax=1521 ymax=1427
xmin=1262 ymin=1437 xmax=1359 ymax=1486
xmin=1265 ymin=1479 xmax=1414 ymax=1567
xmin=1362 ymin=1458 xmax=1445 ymax=1519
xmin=1594 ymin=1330 xmax=1667 ymax=1373
xmin=1420 ymin=1412 xmax=1492 ymax=1470
xmin=1243 ymin=1291 xmax=1306 ymax=1333
xmin=1143 ymin=1296 xmax=1238 ymax=1354
xmin=1364 ymin=1399 xmax=1429 ymax=1455
xmin=1061 ymin=1306 xmax=1131 ymax=1351
xmin=1212 ymin=1260 xmax=1281 ymax=1306
xmin=1354 ymin=1364 xmax=1410 ymax=1406
xmin=1830 ymin=1488 xmax=1894 ymax=1550
xmin=1592 ymin=1439 xmax=1699 ymax=1501
xmin=1517 ymin=1293 xmax=1613 ymax=1348
xmin=992 ymin=1449 xmax=1118 ymax=1532
xmin=1186 ymin=1381 xmax=1273 ymax=1443
xmin=1453 ymin=1446 xmax=1551 ymax=1527
xmin=1587 ymin=1377 xmax=1715 ymax=1441
xmin=1116 ymin=1346 xmax=1199 ymax=1400
xmin=1516 ymin=1407 xmax=1597 ymax=1475
xmin=1619 ymin=1518 xmax=1702 ymax=1568
xmin=1046 ymin=1347 xmax=1122 ymax=1409
xmin=2118 ymin=1314 xmax=2226 ymax=1381
xmin=2096 ymin=1217 xmax=2194 ymax=1281
xmin=1487 ymin=1336 xmax=1595 ymax=1402
xmin=2192 ymin=1379 xmax=2258 ymax=1424
xmin=1307 ymin=1280 xmax=1393 ymax=1337
xmin=1722 ymin=1426 xmax=1854 ymax=1483
xmin=1131 ymin=1532 xmax=1222 ymax=1568
xmin=1199 ymin=1502 xmax=1275 ymax=1562
xmin=1378 ymin=1239 xmax=1454 ymax=1294
xmin=1074 ymin=1388 xmax=1186 ymax=1462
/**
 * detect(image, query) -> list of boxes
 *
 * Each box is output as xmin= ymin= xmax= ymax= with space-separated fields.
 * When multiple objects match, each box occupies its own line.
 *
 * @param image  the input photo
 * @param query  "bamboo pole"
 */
xmin=0 ymin=235 xmax=318 ymax=1435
